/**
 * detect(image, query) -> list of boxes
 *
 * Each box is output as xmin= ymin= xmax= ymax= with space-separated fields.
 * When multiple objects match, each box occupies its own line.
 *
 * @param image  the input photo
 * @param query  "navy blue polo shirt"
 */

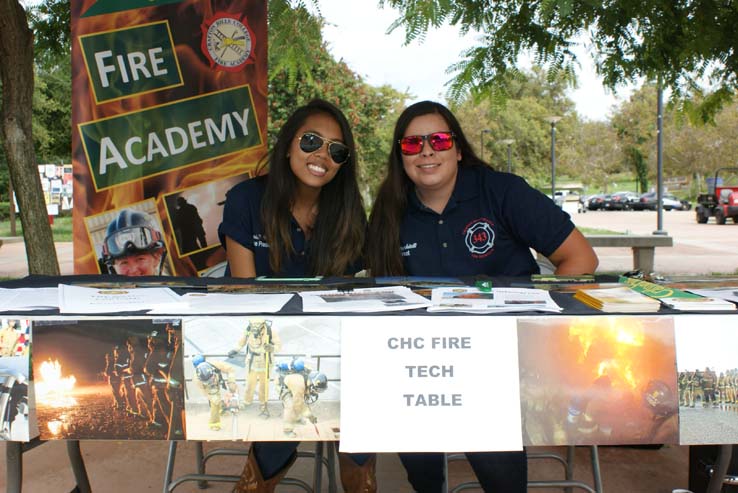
xmin=218 ymin=176 xmax=309 ymax=276
xmin=400 ymin=165 xmax=575 ymax=277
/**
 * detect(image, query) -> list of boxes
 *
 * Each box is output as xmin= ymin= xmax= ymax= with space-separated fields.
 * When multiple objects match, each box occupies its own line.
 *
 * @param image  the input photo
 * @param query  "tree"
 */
xmin=380 ymin=0 xmax=738 ymax=115
xmin=452 ymin=67 xmax=583 ymax=189
xmin=0 ymin=0 xmax=65 ymax=275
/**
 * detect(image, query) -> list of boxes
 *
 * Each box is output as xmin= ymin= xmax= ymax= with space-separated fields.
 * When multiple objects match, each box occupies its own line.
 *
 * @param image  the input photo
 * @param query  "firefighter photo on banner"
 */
xmin=71 ymin=0 xmax=267 ymax=276
xmin=517 ymin=315 xmax=678 ymax=446
xmin=183 ymin=316 xmax=340 ymax=441
xmin=0 ymin=319 xmax=31 ymax=442
xmin=675 ymin=314 xmax=738 ymax=445
xmin=32 ymin=318 xmax=185 ymax=440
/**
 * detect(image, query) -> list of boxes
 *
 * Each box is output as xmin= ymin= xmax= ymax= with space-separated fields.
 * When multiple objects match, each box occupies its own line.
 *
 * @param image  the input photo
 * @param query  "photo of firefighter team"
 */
xmin=675 ymin=315 xmax=738 ymax=444
xmin=1 ymin=319 xmax=31 ymax=442
xmin=183 ymin=316 xmax=339 ymax=441
xmin=517 ymin=316 xmax=679 ymax=446
xmin=31 ymin=319 xmax=185 ymax=440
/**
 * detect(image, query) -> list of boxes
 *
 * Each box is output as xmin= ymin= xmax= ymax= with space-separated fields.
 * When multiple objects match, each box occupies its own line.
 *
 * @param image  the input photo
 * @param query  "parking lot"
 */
xmin=572 ymin=209 xmax=738 ymax=276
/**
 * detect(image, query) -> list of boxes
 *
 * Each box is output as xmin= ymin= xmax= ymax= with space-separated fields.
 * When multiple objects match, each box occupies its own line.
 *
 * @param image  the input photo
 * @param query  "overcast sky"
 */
xmin=317 ymin=0 xmax=636 ymax=122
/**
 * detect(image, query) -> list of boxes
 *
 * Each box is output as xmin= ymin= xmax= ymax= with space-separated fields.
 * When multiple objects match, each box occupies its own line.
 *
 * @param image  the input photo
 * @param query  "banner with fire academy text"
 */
xmin=71 ymin=0 xmax=267 ymax=277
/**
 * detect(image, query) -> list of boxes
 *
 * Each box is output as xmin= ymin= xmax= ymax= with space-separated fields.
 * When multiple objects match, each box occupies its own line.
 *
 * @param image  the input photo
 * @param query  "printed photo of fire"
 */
xmin=518 ymin=316 xmax=678 ymax=446
xmin=675 ymin=315 xmax=738 ymax=445
xmin=32 ymin=318 xmax=184 ymax=440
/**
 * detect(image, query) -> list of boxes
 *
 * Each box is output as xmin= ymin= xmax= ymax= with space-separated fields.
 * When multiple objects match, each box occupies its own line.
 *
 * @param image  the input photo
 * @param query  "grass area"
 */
xmin=579 ymin=227 xmax=623 ymax=235
xmin=0 ymin=215 xmax=73 ymax=242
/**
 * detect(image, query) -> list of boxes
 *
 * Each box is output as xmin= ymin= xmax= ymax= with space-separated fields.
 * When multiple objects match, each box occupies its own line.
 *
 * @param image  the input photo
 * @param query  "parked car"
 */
xmin=605 ymin=191 xmax=640 ymax=210
xmin=587 ymin=194 xmax=609 ymax=211
xmin=633 ymin=192 xmax=692 ymax=211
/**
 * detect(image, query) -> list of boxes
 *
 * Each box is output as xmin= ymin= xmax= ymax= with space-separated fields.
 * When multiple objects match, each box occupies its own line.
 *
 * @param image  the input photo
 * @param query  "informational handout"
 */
xmin=0 ymin=287 xmax=59 ymax=311
xmin=58 ymin=284 xmax=184 ymax=313
xmin=428 ymin=287 xmax=562 ymax=313
xmin=147 ymin=292 xmax=294 ymax=314
xmin=299 ymin=286 xmax=431 ymax=313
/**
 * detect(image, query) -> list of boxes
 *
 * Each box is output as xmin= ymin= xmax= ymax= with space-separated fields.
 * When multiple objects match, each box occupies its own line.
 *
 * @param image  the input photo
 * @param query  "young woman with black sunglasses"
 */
xmin=367 ymin=101 xmax=598 ymax=492
xmin=219 ymin=99 xmax=373 ymax=492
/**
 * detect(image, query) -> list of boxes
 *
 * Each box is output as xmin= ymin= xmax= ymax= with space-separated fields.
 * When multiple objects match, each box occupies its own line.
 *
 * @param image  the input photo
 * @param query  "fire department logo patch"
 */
xmin=464 ymin=218 xmax=495 ymax=257
xmin=201 ymin=13 xmax=255 ymax=72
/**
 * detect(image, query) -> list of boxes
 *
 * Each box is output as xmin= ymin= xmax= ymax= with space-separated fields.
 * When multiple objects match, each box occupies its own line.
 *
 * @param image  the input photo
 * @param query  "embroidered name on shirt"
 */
xmin=463 ymin=218 xmax=495 ymax=258
xmin=252 ymin=234 xmax=269 ymax=248
xmin=400 ymin=242 xmax=417 ymax=257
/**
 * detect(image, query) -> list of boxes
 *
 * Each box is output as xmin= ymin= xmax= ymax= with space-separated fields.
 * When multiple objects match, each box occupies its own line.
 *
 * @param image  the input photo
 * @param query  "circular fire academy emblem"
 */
xmin=464 ymin=219 xmax=495 ymax=257
xmin=201 ymin=13 xmax=255 ymax=71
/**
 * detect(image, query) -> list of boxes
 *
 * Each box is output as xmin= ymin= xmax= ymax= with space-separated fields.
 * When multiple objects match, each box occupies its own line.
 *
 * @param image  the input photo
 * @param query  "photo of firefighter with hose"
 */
xmin=182 ymin=316 xmax=340 ymax=441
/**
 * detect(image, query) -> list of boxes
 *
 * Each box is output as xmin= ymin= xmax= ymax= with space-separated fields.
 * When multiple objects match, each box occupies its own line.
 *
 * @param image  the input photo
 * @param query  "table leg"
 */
xmin=6 ymin=441 xmax=22 ymax=493
xmin=66 ymin=441 xmax=91 ymax=493
xmin=706 ymin=444 xmax=732 ymax=493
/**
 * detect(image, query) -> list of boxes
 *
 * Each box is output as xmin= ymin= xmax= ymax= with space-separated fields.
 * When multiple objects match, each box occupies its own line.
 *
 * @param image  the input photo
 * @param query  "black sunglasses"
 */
xmin=298 ymin=132 xmax=350 ymax=164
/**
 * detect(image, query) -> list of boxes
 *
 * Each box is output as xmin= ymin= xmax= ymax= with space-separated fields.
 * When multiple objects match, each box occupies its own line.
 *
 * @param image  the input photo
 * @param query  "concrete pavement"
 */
xmin=572 ymin=209 xmax=738 ymax=276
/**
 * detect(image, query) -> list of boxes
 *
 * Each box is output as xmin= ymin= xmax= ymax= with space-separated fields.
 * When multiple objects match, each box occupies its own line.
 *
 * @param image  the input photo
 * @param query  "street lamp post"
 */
xmin=545 ymin=116 xmax=562 ymax=202
xmin=500 ymin=139 xmax=515 ymax=173
xmin=480 ymin=129 xmax=491 ymax=161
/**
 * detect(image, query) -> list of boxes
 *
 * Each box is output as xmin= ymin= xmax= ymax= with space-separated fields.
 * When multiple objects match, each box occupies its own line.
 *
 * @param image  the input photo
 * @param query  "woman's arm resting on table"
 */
xmin=547 ymin=228 xmax=599 ymax=275
xmin=225 ymin=236 xmax=257 ymax=278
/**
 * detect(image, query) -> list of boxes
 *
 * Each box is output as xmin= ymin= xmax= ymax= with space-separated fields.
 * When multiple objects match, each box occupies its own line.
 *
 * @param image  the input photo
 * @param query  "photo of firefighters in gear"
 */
xmin=32 ymin=319 xmax=185 ymax=440
xmin=191 ymin=354 xmax=239 ymax=433
xmin=518 ymin=316 xmax=678 ymax=446
xmin=183 ymin=316 xmax=339 ymax=441
xmin=228 ymin=318 xmax=281 ymax=418
xmin=675 ymin=315 xmax=738 ymax=444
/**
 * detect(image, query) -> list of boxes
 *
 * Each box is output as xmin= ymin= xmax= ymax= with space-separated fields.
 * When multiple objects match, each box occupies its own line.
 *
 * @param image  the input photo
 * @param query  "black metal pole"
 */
xmin=507 ymin=144 xmax=512 ymax=173
xmin=551 ymin=122 xmax=556 ymax=201
xmin=654 ymin=83 xmax=667 ymax=235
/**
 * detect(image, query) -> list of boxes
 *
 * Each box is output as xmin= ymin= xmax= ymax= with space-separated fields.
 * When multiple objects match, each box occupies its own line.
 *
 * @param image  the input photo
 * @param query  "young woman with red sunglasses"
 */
xmin=368 ymin=101 xmax=597 ymax=492
xmin=219 ymin=99 xmax=373 ymax=492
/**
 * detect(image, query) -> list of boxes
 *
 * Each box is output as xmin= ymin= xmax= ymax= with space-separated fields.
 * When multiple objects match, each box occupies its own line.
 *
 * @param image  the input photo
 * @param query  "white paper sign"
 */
xmin=339 ymin=316 xmax=523 ymax=452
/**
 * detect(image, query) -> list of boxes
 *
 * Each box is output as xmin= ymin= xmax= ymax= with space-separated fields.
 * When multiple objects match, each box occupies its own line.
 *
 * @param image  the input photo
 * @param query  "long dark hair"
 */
xmin=367 ymin=100 xmax=486 ymax=276
xmin=259 ymin=99 xmax=365 ymax=275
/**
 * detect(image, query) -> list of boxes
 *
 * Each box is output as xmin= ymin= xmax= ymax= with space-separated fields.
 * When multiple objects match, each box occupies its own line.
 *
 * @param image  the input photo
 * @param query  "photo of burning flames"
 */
xmin=518 ymin=316 xmax=678 ymax=446
xmin=32 ymin=318 xmax=185 ymax=440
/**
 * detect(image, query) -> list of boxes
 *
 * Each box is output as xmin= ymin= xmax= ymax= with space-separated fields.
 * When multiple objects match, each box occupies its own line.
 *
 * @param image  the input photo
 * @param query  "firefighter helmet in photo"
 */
xmin=101 ymin=209 xmax=166 ymax=274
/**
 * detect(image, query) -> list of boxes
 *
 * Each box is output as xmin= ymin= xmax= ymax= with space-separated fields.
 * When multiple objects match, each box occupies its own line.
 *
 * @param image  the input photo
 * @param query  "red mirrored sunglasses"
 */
xmin=398 ymin=131 xmax=455 ymax=155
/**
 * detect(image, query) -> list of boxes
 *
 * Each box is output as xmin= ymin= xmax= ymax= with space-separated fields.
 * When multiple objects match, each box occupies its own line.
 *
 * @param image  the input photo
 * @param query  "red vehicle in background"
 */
xmin=695 ymin=168 xmax=738 ymax=224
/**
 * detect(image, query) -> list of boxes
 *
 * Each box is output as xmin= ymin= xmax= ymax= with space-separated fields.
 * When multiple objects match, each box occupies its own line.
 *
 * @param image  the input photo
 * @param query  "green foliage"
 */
xmin=381 ymin=0 xmax=738 ymax=116
xmin=33 ymin=60 xmax=72 ymax=164
xmin=28 ymin=0 xmax=70 ymax=64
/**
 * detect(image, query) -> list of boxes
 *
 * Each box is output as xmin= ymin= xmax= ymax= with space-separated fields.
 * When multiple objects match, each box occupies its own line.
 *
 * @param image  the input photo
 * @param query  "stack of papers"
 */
xmin=299 ymin=286 xmax=431 ymax=313
xmin=58 ymin=284 xmax=185 ymax=314
xmin=428 ymin=287 xmax=562 ymax=313
xmin=574 ymin=286 xmax=661 ymax=312
xmin=0 ymin=287 xmax=58 ymax=311
xmin=148 ymin=292 xmax=293 ymax=314
xmin=688 ymin=287 xmax=738 ymax=306
xmin=618 ymin=276 xmax=736 ymax=311
xmin=659 ymin=296 xmax=736 ymax=311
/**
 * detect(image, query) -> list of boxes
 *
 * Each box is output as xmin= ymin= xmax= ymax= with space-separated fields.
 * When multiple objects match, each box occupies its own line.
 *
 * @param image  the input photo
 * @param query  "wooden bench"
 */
xmin=584 ymin=234 xmax=673 ymax=273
